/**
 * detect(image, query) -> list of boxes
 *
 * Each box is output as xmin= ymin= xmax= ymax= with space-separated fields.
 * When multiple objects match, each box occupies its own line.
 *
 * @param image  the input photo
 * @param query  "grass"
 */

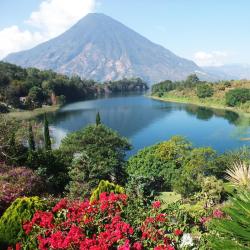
xmin=6 ymin=105 xmax=59 ymax=120
xmin=150 ymin=92 xmax=250 ymax=117
xmin=158 ymin=192 xmax=182 ymax=208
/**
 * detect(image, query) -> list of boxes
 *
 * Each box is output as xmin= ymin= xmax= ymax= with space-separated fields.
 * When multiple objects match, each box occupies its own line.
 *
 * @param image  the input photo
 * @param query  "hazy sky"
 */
xmin=0 ymin=0 xmax=249 ymax=66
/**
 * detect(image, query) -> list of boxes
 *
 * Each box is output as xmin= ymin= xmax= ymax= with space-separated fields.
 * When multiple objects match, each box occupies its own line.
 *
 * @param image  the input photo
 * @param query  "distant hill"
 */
xmin=4 ymin=13 xmax=206 ymax=84
xmin=203 ymin=64 xmax=250 ymax=80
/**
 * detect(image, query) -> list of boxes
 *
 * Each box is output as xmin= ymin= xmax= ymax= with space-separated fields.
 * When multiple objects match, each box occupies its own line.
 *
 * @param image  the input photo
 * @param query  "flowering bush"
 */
xmin=0 ymin=196 xmax=45 ymax=248
xmin=17 ymin=193 xmax=185 ymax=250
xmin=0 ymin=164 xmax=43 ymax=214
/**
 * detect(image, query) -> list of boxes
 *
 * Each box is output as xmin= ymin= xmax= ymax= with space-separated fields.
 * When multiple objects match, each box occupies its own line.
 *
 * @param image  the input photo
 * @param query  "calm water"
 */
xmin=44 ymin=94 xmax=250 ymax=155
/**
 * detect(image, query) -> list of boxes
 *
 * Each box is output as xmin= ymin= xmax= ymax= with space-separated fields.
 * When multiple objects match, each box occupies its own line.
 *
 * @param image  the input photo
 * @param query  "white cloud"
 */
xmin=0 ymin=0 xmax=96 ymax=59
xmin=194 ymin=51 xmax=228 ymax=67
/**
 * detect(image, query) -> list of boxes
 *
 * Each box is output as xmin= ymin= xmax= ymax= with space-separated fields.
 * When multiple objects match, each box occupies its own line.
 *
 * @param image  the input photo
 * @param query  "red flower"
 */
xmin=213 ymin=209 xmax=224 ymax=218
xmin=18 ymin=193 xmax=180 ymax=250
xmin=152 ymin=201 xmax=161 ymax=209
xmin=133 ymin=242 xmax=143 ymax=250
xmin=200 ymin=216 xmax=211 ymax=224
xmin=52 ymin=198 xmax=68 ymax=213
xmin=15 ymin=243 xmax=21 ymax=250
xmin=173 ymin=229 xmax=183 ymax=236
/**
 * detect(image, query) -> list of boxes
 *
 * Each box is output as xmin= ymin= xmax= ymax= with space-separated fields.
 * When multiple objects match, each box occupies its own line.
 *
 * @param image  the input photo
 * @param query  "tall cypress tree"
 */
xmin=96 ymin=111 xmax=101 ymax=126
xmin=44 ymin=113 xmax=51 ymax=150
xmin=28 ymin=122 xmax=35 ymax=151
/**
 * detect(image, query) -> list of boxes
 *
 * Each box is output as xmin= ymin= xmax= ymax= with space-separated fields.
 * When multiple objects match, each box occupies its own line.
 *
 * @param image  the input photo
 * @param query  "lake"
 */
xmin=45 ymin=94 xmax=250 ymax=155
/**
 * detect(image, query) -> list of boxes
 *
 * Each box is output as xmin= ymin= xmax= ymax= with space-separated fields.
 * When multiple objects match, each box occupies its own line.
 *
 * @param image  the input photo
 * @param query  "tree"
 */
xmin=196 ymin=84 xmax=214 ymax=98
xmin=26 ymin=149 xmax=70 ymax=194
xmin=225 ymin=88 xmax=250 ymax=107
xmin=174 ymin=147 xmax=217 ymax=197
xmin=43 ymin=113 xmax=51 ymax=151
xmin=96 ymin=111 xmax=101 ymax=126
xmin=127 ymin=136 xmax=192 ymax=192
xmin=186 ymin=74 xmax=200 ymax=86
xmin=60 ymin=124 xmax=131 ymax=184
xmin=66 ymin=152 xmax=99 ymax=198
xmin=28 ymin=123 xmax=35 ymax=151
xmin=28 ymin=86 xmax=44 ymax=104
xmin=0 ymin=116 xmax=26 ymax=164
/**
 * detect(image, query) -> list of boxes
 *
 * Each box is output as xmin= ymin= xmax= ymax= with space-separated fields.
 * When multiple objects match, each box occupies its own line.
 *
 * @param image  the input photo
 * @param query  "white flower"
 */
xmin=180 ymin=233 xmax=194 ymax=248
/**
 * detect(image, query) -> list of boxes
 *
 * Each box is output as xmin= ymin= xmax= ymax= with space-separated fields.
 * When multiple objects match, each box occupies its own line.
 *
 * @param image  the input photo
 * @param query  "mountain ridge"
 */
xmin=4 ymin=13 xmax=205 ymax=83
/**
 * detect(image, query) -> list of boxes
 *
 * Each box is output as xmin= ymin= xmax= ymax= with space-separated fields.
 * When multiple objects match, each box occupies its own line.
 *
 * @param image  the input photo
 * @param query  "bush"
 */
xmin=225 ymin=88 xmax=250 ymax=107
xmin=0 ymin=103 xmax=9 ymax=113
xmin=60 ymin=124 xmax=131 ymax=185
xmin=208 ymin=192 xmax=250 ymax=249
xmin=196 ymin=84 xmax=214 ymax=98
xmin=0 ymin=196 xmax=45 ymax=247
xmin=90 ymin=180 xmax=124 ymax=202
xmin=0 ymin=164 xmax=43 ymax=215
xmin=127 ymin=136 xmax=192 ymax=192
xmin=26 ymin=149 xmax=70 ymax=194
xmin=18 ymin=193 xmax=188 ymax=249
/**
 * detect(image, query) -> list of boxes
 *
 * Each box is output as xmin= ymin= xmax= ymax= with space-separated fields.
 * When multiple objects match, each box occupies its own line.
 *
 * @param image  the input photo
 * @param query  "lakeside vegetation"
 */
xmin=0 ymin=111 xmax=249 ymax=249
xmin=151 ymin=74 xmax=250 ymax=115
xmin=0 ymin=63 xmax=250 ymax=249
xmin=0 ymin=61 xmax=148 ymax=114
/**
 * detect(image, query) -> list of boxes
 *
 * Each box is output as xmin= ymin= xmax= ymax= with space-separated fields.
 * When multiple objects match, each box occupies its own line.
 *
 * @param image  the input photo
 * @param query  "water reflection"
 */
xmin=37 ymin=94 xmax=250 ymax=154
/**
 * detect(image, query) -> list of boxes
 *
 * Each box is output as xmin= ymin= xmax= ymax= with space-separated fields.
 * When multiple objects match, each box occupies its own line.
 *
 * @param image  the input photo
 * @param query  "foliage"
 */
xmin=151 ymin=80 xmax=175 ymax=95
xmin=90 ymin=180 xmax=125 ymax=202
xmin=174 ymin=147 xmax=218 ymax=197
xmin=0 ymin=103 xmax=9 ymax=113
xmin=60 ymin=124 xmax=131 ymax=184
xmin=196 ymin=84 xmax=214 ymax=98
xmin=158 ymin=192 xmax=182 ymax=208
xmin=66 ymin=152 xmax=98 ymax=198
xmin=0 ymin=62 xmax=148 ymax=110
xmin=0 ymin=196 xmax=45 ymax=247
xmin=26 ymin=149 xmax=70 ymax=194
xmin=0 ymin=164 xmax=43 ymax=215
xmin=0 ymin=116 xmax=27 ymax=165
xmin=96 ymin=111 xmax=101 ymax=126
xmin=225 ymin=161 xmax=250 ymax=190
xmin=19 ymin=192 xmax=186 ymax=250
xmin=128 ymin=137 xmax=219 ymax=195
xmin=208 ymin=192 xmax=250 ymax=249
xmin=28 ymin=123 xmax=35 ymax=151
xmin=225 ymin=88 xmax=250 ymax=107
xmin=43 ymin=113 xmax=51 ymax=151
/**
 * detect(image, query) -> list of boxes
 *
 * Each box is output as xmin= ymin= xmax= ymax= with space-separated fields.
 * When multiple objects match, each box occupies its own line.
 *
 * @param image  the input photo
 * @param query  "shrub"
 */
xmin=0 ymin=164 xmax=43 ymax=214
xmin=90 ymin=180 xmax=125 ymax=202
xmin=26 ymin=149 xmax=70 ymax=194
xmin=0 ymin=196 xmax=45 ymax=247
xmin=127 ymin=136 xmax=192 ymax=192
xmin=66 ymin=152 xmax=99 ymax=198
xmin=225 ymin=88 xmax=250 ymax=107
xmin=196 ymin=84 xmax=214 ymax=98
xmin=0 ymin=103 xmax=9 ymax=113
xmin=225 ymin=161 xmax=250 ymax=190
xmin=208 ymin=192 xmax=250 ymax=249
xmin=18 ymin=193 xmax=187 ymax=249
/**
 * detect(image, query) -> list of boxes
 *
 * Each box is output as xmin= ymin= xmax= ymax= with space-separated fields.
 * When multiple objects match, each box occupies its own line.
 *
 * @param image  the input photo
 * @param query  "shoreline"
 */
xmin=149 ymin=95 xmax=250 ymax=118
xmin=5 ymin=105 xmax=60 ymax=120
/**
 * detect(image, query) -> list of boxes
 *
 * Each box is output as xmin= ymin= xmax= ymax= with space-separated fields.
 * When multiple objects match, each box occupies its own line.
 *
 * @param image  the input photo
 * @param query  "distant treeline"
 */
xmin=0 ymin=62 xmax=148 ymax=111
xmin=151 ymin=74 xmax=250 ymax=112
